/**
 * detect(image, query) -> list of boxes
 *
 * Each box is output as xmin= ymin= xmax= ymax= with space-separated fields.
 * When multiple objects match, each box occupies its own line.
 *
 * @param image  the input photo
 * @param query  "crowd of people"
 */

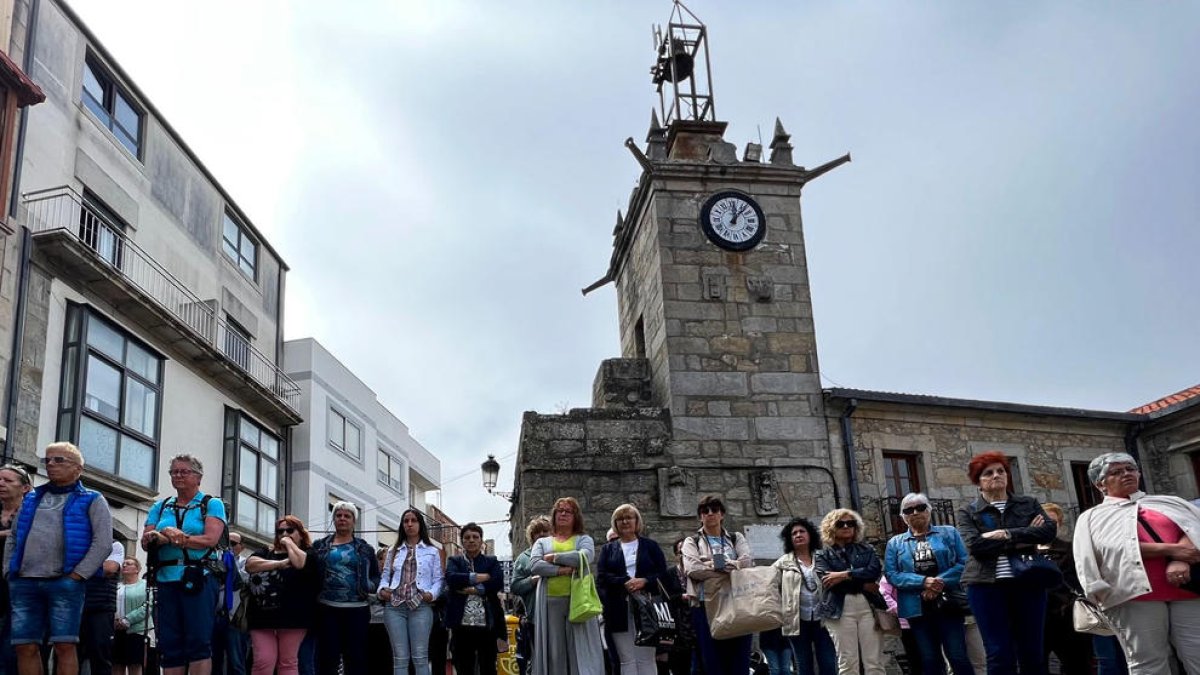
xmin=1 ymin=442 xmax=1199 ymax=675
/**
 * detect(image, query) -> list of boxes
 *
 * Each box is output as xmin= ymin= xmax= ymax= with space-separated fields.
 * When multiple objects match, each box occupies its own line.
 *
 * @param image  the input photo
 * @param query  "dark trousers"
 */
xmin=316 ymin=605 xmax=369 ymax=675
xmin=908 ymin=611 xmax=973 ymax=675
xmin=1042 ymin=609 xmax=1092 ymax=675
xmin=450 ymin=626 xmax=496 ymax=675
xmin=78 ymin=609 xmax=115 ymax=675
xmin=690 ymin=607 xmax=751 ymax=675
xmin=1092 ymin=635 xmax=1128 ymax=675
xmin=787 ymin=620 xmax=837 ymax=675
xmin=967 ymin=582 xmax=1048 ymax=675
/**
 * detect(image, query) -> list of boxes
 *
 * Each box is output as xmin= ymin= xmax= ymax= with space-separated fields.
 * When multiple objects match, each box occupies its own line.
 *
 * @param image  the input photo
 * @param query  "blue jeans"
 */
xmin=691 ymin=607 xmax=751 ymax=675
xmin=1092 ymin=635 xmax=1128 ymax=675
xmin=787 ymin=620 xmax=838 ymax=675
xmin=226 ymin=625 xmax=249 ymax=675
xmin=966 ymin=581 xmax=1047 ymax=675
xmin=761 ymin=627 xmax=793 ymax=675
xmin=156 ymin=575 xmax=220 ymax=668
xmin=908 ymin=611 xmax=974 ymax=675
xmin=381 ymin=603 xmax=433 ymax=675
xmin=9 ymin=576 xmax=87 ymax=644
xmin=298 ymin=632 xmax=318 ymax=675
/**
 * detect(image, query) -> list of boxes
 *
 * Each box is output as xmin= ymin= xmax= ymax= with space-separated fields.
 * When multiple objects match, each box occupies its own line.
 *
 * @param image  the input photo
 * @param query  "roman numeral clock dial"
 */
xmin=699 ymin=191 xmax=766 ymax=251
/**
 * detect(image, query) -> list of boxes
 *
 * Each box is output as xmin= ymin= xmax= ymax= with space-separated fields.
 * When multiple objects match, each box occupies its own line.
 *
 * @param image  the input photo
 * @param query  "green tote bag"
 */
xmin=569 ymin=555 xmax=602 ymax=623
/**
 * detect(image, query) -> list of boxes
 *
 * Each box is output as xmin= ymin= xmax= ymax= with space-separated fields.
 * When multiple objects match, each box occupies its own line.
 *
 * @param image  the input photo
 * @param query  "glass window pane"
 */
xmin=240 ymin=236 xmax=256 ymax=265
xmin=79 ymin=416 xmax=118 ymax=474
xmin=346 ymin=423 xmax=361 ymax=459
xmin=60 ymin=346 xmax=79 ymax=409
xmin=261 ymin=460 xmax=278 ymax=501
xmin=113 ymin=93 xmax=140 ymax=137
xmin=260 ymin=433 xmax=278 ymax=460
xmin=125 ymin=342 xmax=159 ymax=382
xmin=378 ymin=469 xmax=389 ymax=485
xmin=327 ymin=410 xmax=343 ymax=448
xmin=123 ymin=379 xmax=157 ymax=438
xmin=238 ymin=257 xmax=255 ymax=277
xmin=239 ymin=418 xmax=260 ymax=447
xmin=86 ymin=319 xmax=124 ymax=361
xmin=115 ymin=127 xmax=138 ymax=157
xmin=84 ymin=355 xmax=121 ymax=422
xmin=258 ymin=501 xmax=277 ymax=535
xmin=222 ymin=239 xmax=239 ymax=261
xmin=239 ymin=446 xmax=257 ymax=490
xmin=237 ymin=491 xmax=257 ymax=530
xmin=82 ymin=62 xmax=105 ymax=104
xmin=223 ymin=214 xmax=240 ymax=247
xmin=119 ymin=435 xmax=154 ymax=487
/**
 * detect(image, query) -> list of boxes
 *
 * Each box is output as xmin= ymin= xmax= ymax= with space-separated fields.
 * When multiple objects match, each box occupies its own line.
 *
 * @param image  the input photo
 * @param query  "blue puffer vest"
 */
xmin=7 ymin=481 xmax=100 ymax=576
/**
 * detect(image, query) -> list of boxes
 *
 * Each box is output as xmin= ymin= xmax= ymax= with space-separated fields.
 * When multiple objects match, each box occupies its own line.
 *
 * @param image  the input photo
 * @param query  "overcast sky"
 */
xmin=67 ymin=1 xmax=1200 ymax=554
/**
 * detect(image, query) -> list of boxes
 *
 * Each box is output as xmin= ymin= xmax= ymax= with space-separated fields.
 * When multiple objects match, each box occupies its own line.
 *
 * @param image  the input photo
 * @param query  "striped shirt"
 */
xmin=992 ymin=501 xmax=1013 ymax=579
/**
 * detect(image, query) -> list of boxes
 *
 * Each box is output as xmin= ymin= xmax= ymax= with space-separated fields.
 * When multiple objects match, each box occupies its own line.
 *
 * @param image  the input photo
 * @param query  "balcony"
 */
xmin=866 ymin=495 xmax=958 ymax=541
xmin=23 ymin=187 xmax=302 ymax=426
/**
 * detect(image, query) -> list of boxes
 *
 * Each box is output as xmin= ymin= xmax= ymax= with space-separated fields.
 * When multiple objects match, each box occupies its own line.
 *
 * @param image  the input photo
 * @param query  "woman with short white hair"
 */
xmin=596 ymin=504 xmax=669 ymax=675
xmin=1074 ymin=452 xmax=1200 ymax=674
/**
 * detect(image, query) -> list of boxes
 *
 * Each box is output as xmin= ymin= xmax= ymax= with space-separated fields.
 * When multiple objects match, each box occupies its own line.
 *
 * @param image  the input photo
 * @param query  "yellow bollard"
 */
xmin=497 ymin=614 xmax=521 ymax=675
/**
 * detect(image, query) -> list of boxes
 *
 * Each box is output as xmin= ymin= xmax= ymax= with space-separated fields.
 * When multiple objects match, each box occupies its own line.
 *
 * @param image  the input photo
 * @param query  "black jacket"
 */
xmin=444 ymin=552 xmax=506 ymax=639
xmin=956 ymin=494 xmax=1056 ymax=585
xmin=596 ymin=537 xmax=671 ymax=634
xmin=814 ymin=542 xmax=884 ymax=620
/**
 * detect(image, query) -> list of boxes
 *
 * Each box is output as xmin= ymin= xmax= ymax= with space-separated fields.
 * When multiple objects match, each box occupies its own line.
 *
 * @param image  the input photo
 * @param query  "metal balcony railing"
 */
xmin=23 ymin=186 xmax=301 ymax=415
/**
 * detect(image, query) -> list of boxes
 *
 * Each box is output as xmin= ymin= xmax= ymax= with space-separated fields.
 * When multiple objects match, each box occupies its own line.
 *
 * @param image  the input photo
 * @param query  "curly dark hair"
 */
xmin=779 ymin=517 xmax=822 ymax=553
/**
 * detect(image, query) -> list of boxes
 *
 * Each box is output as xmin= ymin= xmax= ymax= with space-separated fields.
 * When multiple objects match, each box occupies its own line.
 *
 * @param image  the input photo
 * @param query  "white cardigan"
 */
xmin=1073 ymin=492 xmax=1200 ymax=610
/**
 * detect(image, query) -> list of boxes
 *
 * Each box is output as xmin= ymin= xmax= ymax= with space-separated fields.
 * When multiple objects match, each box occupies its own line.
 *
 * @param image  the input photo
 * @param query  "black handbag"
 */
xmin=1009 ymin=553 xmax=1063 ymax=589
xmin=631 ymin=581 xmax=679 ymax=648
xmin=1138 ymin=515 xmax=1200 ymax=595
xmin=934 ymin=587 xmax=971 ymax=616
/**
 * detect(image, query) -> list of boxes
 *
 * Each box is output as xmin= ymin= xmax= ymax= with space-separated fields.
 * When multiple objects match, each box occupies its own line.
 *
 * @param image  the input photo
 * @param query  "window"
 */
xmin=377 ymin=521 xmax=398 ymax=549
xmin=81 ymin=57 xmax=142 ymax=157
xmin=221 ymin=211 xmax=257 ymax=280
xmin=222 ymin=409 xmax=282 ymax=536
xmin=1071 ymin=461 xmax=1103 ymax=514
xmin=328 ymin=408 xmax=361 ymax=460
xmin=79 ymin=190 xmax=125 ymax=268
xmin=882 ymin=452 xmax=922 ymax=535
xmin=377 ymin=449 xmax=404 ymax=493
xmin=223 ymin=318 xmax=251 ymax=371
xmin=57 ymin=304 xmax=162 ymax=488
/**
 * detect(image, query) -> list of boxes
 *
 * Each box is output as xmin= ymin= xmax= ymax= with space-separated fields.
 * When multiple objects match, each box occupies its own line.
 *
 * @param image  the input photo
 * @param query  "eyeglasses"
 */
xmin=40 ymin=456 xmax=76 ymax=466
xmin=168 ymin=469 xmax=197 ymax=477
xmin=276 ymin=527 xmax=296 ymax=536
xmin=902 ymin=504 xmax=929 ymax=516
xmin=698 ymin=506 xmax=723 ymax=515
xmin=835 ymin=520 xmax=858 ymax=529
xmin=1106 ymin=466 xmax=1139 ymax=478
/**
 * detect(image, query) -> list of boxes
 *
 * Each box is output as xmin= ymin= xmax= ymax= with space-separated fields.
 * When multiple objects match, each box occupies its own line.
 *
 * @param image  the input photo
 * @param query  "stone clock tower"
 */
xmin=512 ymin=3 xmax=850 ymax=550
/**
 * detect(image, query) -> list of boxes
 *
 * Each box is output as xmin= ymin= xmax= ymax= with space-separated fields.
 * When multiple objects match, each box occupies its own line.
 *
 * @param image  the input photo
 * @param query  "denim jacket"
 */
xmin=814 ymin=542 xmax=883 ymax=620
xmin=311 ymin=535 xmax=380 ymax=602
xmin=883 ymin=525 xmax=968 ymax=619
xmin=956 ymin=494 xmax=1055 ymax=585
xmin=378 ymin=540 xmax=444 ymax=599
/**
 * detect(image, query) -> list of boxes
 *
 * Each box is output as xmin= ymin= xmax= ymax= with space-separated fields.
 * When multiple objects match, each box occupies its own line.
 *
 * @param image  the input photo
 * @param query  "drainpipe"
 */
xmin=8 ymin=0 xmax=41 ymax=220
xmin=839 ymin=398 xmax=862 ymax=511
xmin=3 ymin=229 xmax=31 ymax=464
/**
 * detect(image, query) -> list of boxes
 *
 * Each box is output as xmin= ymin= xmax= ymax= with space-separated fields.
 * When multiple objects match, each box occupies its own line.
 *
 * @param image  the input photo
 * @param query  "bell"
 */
xmin=654 ymin=37 xmax=694 ymax=84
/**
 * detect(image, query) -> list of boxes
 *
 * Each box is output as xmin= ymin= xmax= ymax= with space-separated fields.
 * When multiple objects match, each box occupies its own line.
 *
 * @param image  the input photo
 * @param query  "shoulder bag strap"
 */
xmin=1137 ymin=514 xmax=1164 ymax=543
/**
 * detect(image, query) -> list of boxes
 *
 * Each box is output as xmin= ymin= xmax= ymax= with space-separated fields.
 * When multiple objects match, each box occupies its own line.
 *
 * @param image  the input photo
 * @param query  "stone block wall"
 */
xmin=1140 ymin=405 xmax=1200 ymax=498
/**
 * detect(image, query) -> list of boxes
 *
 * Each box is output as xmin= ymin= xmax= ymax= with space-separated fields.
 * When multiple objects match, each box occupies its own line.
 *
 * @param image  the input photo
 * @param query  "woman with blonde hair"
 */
xmin=530 ymin=497 xmax=603 ymax=675
xmin=597 ymin=504 xmax=669 ymax=675
xmin=246 ymin=515 xmax=320 ymax=675
xmin=815 ymin=508 xmax=885 ymax=675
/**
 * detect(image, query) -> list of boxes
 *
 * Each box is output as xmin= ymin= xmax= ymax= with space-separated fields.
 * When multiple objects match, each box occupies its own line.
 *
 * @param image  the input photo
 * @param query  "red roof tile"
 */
xmin=1130 ymin=385 xmax=1200 ymax=414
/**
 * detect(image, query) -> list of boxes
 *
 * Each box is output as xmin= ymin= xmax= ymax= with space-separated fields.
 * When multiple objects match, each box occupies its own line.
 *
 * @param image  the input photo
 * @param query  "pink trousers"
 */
xmin=250 ymin=628 xmax=306 ymax=675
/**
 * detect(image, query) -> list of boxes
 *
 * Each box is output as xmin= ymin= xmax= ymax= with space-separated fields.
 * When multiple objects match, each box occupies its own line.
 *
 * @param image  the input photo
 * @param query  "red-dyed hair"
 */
xmin=274 ymin=514 xmax=312 ymax=550
xmin=967 ymin=452 xmax=1011 ymax=485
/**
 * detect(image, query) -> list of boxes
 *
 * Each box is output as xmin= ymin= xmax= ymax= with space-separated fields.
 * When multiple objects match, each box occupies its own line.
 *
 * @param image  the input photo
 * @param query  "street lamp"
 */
xmin=481 ymin=454 xmax=513 ymax=500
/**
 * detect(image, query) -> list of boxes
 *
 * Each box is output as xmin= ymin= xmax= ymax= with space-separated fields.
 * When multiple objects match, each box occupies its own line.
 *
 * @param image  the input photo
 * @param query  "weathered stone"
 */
xmin=750 ymin=373 xmax=821 ymax=395
xmin=754 ymin=417 xmax=828 ymax=441
xmin=673 ymin=416 xmax=750 ymax=441
xmin=670 ymin=371 xmax=748 ymax=397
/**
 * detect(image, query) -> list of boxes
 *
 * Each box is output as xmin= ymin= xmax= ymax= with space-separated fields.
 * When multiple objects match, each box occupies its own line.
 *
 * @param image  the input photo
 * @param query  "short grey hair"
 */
xmin=331 ymin=501 xmax=359 ymax=521
xmin=900 ymin=492 xmax=930 ymax=512
xmin=1087 ymin=452 xmax=1138 ymax=486
xmin=169 ymin=454 xmax=204 ymax=475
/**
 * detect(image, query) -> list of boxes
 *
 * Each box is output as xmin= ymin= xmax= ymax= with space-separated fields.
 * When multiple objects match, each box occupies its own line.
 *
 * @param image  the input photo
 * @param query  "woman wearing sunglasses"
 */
xmin=681 ymin=495 xmax=755 ymax=675
xmin=884 ymin=493 xmax=973 ymax=675
xmin=245 ymin=516 xmax=320 ymax=675
xmin=814 ymin=509 xmax=885 ymax=675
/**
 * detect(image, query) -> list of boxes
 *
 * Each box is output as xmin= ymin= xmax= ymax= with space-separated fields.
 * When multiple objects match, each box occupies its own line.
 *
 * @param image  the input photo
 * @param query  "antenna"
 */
xmin=650 ymin=0 xmax=715 ymax=125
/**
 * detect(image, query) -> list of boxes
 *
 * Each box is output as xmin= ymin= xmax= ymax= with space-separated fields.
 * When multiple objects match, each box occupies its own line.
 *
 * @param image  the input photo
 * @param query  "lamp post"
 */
xmin=481 ymin=454 xmax=513 ymax=500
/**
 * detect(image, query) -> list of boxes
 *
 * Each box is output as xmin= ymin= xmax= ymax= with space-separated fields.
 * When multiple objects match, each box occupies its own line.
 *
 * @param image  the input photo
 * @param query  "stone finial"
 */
xmin=612 ymin=210 xmax=625 ymax=236
xmin=769 ymin=117 xmax=794 ymax=166
xmin=646 ymin=109 xmax=668 ymax=160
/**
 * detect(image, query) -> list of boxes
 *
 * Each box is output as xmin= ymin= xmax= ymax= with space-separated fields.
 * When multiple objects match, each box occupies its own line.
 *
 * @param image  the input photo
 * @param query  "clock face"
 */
xmin=699 ymin=191 xmax=766 ymax=251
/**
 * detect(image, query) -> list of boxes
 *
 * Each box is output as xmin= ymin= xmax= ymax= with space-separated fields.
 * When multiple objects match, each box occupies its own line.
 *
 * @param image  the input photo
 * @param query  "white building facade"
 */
xmin=284 ymin=338 xmax=441 ymax=548
xmin=4 ymin=0 xmax=301 ymax=548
